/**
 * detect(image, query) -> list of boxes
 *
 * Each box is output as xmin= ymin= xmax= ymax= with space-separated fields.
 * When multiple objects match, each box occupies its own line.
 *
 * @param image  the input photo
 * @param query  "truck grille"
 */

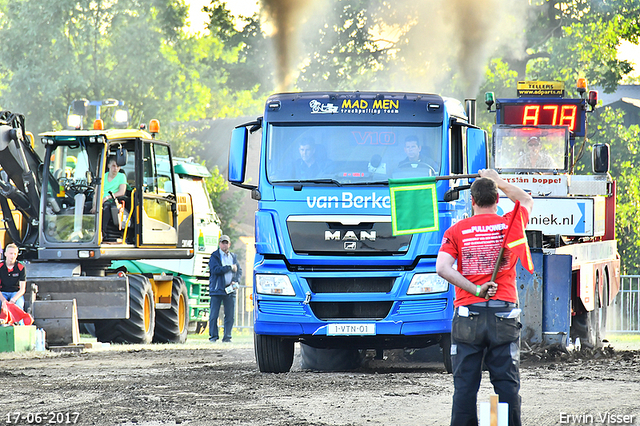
xmin=308 ymin=277 xmax=394 ymax=293
xmin=287 ymin=218 xmax=411 ymax=255
xmin=309 ymin=301 xmax=393 ymax=320
xmin=200 ymin=255 xmax=211 ymax=276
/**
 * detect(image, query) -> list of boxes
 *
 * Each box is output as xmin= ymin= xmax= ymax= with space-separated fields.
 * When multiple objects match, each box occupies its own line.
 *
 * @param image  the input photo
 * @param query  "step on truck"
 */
xmin=228 ymin=92 xmax=488 ymax=372
xmin=0 ymin=107 xmax=203 ymax=344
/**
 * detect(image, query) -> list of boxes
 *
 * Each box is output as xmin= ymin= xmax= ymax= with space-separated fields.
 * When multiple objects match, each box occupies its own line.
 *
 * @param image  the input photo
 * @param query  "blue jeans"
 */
xmin=2 ymin=292 xmax=24 ymax=310
xmin=450 ymin=304 xmax=522 ymax=426
xmin=209 ymin=293 xmax=236 ymax=341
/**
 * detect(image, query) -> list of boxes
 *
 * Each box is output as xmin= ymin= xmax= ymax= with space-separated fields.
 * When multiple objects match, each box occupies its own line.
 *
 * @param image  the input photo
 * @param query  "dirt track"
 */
xmin=1 ymin=338 xmax=639 ymax=426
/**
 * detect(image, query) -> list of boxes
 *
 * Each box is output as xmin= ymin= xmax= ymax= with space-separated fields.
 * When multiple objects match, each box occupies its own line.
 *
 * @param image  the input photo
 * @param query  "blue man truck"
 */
xmin=228 ymin=92 xmax=488 ymax=372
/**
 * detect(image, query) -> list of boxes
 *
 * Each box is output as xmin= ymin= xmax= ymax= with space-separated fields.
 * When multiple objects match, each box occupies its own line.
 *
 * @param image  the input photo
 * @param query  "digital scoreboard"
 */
xmin=497 ymin=98 xmax=586 ymax=137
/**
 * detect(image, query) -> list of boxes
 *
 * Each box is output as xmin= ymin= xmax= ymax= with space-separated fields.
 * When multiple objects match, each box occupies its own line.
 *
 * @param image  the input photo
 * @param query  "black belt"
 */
xmin=469 ymin=300 xmax=517 ymax=308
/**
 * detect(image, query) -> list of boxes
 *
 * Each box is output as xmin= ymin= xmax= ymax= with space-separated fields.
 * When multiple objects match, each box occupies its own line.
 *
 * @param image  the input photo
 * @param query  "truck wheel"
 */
xmin=572 ymin=308 xmax=601 ymax=349
xmin=599 ymin=277 xmax=609 ymax=340
xmin=95 ymin=274 xmax=156 ymax=344
xmin=300 ymin=344 xmax=363 ymax=371
xmin=254 ymin=333 xmax=295 ymax=373
xmin=440 ymin=334 xmax=453 ymax=374
xmin=153 ymin=277 xmax=189 ymax=343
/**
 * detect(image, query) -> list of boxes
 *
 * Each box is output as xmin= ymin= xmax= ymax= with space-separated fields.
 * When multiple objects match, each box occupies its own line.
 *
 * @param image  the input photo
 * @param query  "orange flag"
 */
xmin=503 ymin=200 xmax=534 ymax=273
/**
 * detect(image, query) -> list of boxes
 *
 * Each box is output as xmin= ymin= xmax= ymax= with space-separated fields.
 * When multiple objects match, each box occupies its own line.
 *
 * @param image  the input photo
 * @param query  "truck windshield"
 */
xmin=493 ymin=125 xmax=568 ymax=172
xmin=266 ymin=124 xmax=443 ymax=184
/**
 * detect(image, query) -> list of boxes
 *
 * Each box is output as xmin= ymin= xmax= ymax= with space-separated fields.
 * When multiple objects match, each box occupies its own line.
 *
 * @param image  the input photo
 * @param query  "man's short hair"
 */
xmin=470 ymin=177 xmax=498 ymax=208
xmin=298 ymin=139 xmax=315 ymax=148
xmin=5 ymin=243 xmax=18 ymax=252
xmin=404 ymin=135 xmax=419 ymax=146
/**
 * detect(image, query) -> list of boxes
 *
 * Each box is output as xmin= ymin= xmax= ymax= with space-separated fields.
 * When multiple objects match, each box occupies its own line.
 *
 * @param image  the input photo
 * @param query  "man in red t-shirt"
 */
xmin=436 ymin=169 xmax=533 ymax=426
xmin=0 ymin=243 xmax=27 ymax=314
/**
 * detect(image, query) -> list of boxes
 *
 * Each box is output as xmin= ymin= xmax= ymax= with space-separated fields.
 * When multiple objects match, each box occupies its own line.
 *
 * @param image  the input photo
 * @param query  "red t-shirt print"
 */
xmin=440 ymin=209 xmax=529 ymax=307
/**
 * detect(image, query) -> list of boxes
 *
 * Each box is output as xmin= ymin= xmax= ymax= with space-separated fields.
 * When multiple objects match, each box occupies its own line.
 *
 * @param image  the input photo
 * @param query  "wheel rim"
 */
xmin=143 ymin=293 xmax=152 ymax=333
xmin=178 ymin=293 xmax=186 ymax=334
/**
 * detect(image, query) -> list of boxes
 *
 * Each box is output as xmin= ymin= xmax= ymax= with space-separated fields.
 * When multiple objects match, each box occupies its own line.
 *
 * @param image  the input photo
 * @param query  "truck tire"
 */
xmin=572 ymin=307 xmax=601 ymax=349
xmin=300 ymin=344 xmax=363 ymax=371
xmin=440 ymin=334 xmax=453 ymax=374
xmin=95 ymin=274 xmax=156 ymax=344
xmin=153 ymin=277 xmax=189 ymax=343
xmin=254 ymin=333 xmax=295 ymax=373
xmin=599 ymin=276 xmax=609 ymax=340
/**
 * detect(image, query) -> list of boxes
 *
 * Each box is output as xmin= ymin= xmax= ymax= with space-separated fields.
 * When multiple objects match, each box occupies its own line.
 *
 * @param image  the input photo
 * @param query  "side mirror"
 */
xmin=592 ymin=143 xmax=609 ymax=174
xmin=443 ymin=184 xmax=471 ymax=202
xmin=228 ymin=127 xmax=249 ymax=184
xmin=72 ymin=99 xmax=88 ymax=116
xmin=467 ymin=127 xmax=488 ymax=173
xmin=116 ymin=146 xmax=127 ymax=167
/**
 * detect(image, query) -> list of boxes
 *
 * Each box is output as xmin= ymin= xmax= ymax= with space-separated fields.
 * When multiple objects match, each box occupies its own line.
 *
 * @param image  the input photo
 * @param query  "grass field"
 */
xmin=604 ymin=333 xmax=640 ymax=350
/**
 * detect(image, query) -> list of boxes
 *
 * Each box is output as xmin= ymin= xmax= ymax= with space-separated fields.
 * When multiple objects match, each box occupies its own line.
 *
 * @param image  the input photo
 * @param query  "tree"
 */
xmin=0 ymin=0 xmax=217 ymax=135
xmin=295 ymin=0 xmax=392 ymax=91
xmin=201 ymin=0 xmax=271 ymax=117
xmin=587 ymin=108 xmax=640 ymax=274
xmin=204 ymin=164 xmax=243 ymax=244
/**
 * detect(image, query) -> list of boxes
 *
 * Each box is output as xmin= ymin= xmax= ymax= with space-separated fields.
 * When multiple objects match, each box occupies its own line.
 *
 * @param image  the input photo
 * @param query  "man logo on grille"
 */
xmin=325 ymin=230 xmax=377 ymax=241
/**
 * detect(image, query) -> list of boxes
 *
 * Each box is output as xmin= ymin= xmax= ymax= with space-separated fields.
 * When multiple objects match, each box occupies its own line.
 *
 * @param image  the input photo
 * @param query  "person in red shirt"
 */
xmin=436 ymin=168 xmax=533 ymax=426
xmin=0 ymin=243 xmax=27 ymax=314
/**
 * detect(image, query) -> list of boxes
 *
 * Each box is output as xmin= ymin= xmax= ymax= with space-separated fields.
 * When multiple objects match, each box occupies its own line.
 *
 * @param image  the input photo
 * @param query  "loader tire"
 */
xmin=153 ymin=277 xmax=189 ymax=343
xmin=95 ymin=274 xmax=155 ymax=344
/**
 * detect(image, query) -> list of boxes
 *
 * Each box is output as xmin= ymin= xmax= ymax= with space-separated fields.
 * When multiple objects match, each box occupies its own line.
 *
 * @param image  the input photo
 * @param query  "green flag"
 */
xmin=389 ymin=177 xmax=439 ymax=236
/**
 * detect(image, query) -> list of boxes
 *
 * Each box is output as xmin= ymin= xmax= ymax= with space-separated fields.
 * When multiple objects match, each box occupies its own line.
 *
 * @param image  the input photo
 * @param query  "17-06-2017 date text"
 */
xmin=5 ymin=412 xmax=80 ymax=424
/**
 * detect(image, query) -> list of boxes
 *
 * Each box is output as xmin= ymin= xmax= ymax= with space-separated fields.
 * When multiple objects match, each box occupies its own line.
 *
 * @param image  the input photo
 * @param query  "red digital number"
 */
xmin=558 ymin=105 xmax=577 ymax=130
xmin=518 ymin=104 xmax=576 ymax=131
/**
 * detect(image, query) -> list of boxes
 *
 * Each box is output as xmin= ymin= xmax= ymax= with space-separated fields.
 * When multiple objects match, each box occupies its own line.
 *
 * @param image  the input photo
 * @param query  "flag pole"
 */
xmin=490 ymin=249 xmax=504 ymax=282
xmin=434 ymin=174 xmax=479 ymax=181
xmin=486 ymin=200 xmax=522 ymax=300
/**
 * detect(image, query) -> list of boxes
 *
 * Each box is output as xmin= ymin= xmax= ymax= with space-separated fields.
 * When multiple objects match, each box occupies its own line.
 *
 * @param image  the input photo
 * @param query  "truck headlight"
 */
xmin=407 ymin=274 xmax=449 ymax=295
xmin=256 ymin=274 xmax=295 ymax=296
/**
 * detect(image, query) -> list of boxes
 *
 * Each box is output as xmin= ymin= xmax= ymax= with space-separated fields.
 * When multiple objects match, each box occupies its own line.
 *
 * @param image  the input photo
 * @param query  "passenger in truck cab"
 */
xmin=516 ymin=136 xmax=556 ymax=169
xmin=91 ymin=155 xmax=127 ymax=241
xmin=396 ymin=135 xmax=437 ymax=175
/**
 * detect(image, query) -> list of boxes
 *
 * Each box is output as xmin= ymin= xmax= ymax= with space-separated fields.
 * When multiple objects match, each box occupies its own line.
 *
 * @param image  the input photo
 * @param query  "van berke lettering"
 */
xmin=307 ymin=192 xmax=391 ymax=209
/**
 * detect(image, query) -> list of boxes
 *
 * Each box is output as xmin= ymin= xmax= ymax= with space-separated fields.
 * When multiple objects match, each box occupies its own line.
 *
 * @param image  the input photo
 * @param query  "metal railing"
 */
xmin=234 ymin=284 xmax=254 ymax=330
xmin=208 ymin=284 xmax=254 ymax=332
xmin=607 ymin=275 xmax=640 ymax=333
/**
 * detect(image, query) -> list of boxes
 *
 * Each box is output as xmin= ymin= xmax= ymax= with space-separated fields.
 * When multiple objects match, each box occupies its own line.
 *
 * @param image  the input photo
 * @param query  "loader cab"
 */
xmin=38 ymin=129 xmax=188 ymax=261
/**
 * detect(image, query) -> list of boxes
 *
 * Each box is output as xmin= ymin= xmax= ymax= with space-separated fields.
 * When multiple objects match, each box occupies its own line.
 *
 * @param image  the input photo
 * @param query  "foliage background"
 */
xmin=1 ymin=0 xmax=639 ymax=271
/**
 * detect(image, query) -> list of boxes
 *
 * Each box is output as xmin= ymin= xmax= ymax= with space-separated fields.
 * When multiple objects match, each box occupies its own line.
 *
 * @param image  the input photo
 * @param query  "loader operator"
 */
xmin=91 ymin=155 xmax=127 ymax=241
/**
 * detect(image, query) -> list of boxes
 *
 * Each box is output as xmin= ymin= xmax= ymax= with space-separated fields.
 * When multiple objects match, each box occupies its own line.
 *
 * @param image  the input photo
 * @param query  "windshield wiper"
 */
xmin=277 ymin=179 xmax=342 ymax=187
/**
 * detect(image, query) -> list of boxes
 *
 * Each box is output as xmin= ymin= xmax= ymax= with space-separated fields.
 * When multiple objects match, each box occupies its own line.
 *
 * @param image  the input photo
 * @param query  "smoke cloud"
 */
xmin=261 ymin=0 xmax=527 ymax=98
xmin=262 ymin=0 xmax=315 ymax=92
